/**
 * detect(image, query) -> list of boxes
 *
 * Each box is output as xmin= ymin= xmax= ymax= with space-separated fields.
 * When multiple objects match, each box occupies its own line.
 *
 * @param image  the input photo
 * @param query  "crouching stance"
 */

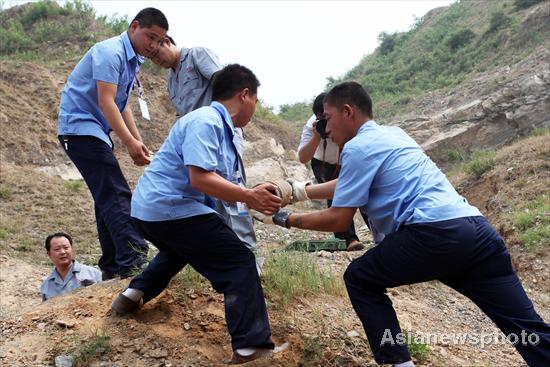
xmin=112 ymin=64 xmax=282 ymax=364
xmin=269 ymin=82 xmax=550 ymax=366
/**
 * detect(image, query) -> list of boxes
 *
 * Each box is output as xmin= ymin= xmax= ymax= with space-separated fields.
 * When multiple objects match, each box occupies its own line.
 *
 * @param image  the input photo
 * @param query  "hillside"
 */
xmin=0 ymin=1 xmax=549 ymax=366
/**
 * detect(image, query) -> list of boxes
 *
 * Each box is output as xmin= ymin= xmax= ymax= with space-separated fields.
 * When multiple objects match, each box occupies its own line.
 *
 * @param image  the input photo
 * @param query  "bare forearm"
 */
xmin=121 ymin=107 xmax=142 ymax=142
xmin=287 ymin=207 xmax=353 ymax=232
xmin=190 ymin=170 xmax=249 ymax=203
xmin=100 ymin=100 xmax=135 ymax=144
xmin=305 ymin=179 xmax=337 ymax=200
xmin=298 ymin=135 xmax=321 ymax=163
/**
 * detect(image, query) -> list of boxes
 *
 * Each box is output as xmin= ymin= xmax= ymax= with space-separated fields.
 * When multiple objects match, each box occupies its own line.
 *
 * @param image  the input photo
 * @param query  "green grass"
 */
xmin=510 ymin=194 xmax=550 ymax=249
xmin=446 ymin=149 xmax=466 ymax=163
xmin=403 ymin=330 xmax=431 ymax=362
xmin=64 ymin=180 xmax=85 ymax=192
xmin=261 ymin=251 xmax=345 ymax=308
xmin=0 ymin=186 xmax=13 ymax=199
xmin=71 ymin=331 xmax=110 ymax=367
xmin=299 ymin=336 xmax=325 ymax=366
xmin=0 ymin=228 xmax=9 ymax=240
xmin=462 ymin=150 xmax=496 ymax=178
xmin=530 ymin=127 xmax=550 ymax=137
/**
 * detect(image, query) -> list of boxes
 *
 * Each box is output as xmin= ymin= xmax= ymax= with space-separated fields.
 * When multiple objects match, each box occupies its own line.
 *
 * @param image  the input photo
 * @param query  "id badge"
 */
xmin=138 ymin=97 xmax=151 ymax=121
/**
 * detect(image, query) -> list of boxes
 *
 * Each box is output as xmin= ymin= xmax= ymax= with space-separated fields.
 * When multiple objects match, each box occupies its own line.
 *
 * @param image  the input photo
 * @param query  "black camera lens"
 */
xmin=315 ymin=117 xmax=329 ymax=139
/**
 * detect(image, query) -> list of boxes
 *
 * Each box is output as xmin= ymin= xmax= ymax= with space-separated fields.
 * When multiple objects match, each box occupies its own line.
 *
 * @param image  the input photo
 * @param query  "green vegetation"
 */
xmin=530 ymin=127 xmax=550 ymax=137
xmin=64 ymin=180 xmax=85 ymax=192
xmin=71 ymin=331 xmax=110 ymax=367
xmin=328 ymin=0 xmax=549 ymax=120
xmin=255 ymin=100 xmax=281 ymax=123
xmin=262 ymin=251 xmax=345 ymax=307
xmin=515 ymin=0 xmax=544 ymax=11
xmin=0 ymin=0 xmax=128 ymax=60
xmin=278 ymin=100 xmax=312 ymax=122
xmin=0 ymin=228 xmax=9 ymax=240
xmin=0 ymin=185 xmax=12 ymax=199
xmin=462 ymin=150 xmax=496 ymax=178
xmin=446 ymin=149 xmax=466 ymax=163
xmin=403 ymin=330 xmax=431 ymax=362
xmin=299 ymin=336 xmax=325 ymax=366
xmin=510 ymin=194 xmax=550 ymax=249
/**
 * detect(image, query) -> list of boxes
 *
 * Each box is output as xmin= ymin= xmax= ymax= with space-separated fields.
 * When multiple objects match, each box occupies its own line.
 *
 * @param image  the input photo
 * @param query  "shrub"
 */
xmin=514 ymin=0 xmax=544 ymax=11
xmin=21 ymin=0 xmax=63 ymax=27
xmin=378 ymin=31 xmax=397 ymax=55
xmin=447 ymin=29 xmax=476 ymax=51
xmin=0 ymin=21 xmax=34 ymax=54
xmin=488 ymin=11 xmax=511 ymax=33
xmin=32 ymin=19 xmax=71 ymax=43
xmin=278 ymin=101 xmax=311 ymax=122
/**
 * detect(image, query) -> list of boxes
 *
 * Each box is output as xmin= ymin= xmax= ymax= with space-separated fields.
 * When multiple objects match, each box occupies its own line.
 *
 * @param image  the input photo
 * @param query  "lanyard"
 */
xmin=134 ymin=77 xmax=144 ymax=99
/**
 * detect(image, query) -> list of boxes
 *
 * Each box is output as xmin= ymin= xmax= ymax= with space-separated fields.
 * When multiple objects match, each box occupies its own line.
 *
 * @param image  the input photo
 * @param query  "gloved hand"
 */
xmin=286 ymin=179 xmax=311 ymax=203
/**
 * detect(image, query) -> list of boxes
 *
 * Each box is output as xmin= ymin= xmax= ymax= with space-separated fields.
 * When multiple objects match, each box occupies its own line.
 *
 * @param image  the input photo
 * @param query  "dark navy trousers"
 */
xmin=59 ymin=135 xmax=148 ymax=276
xmin=131 ymin=214 xmax=274 ymax=351
xmin=343 ymin=216 xmax=550 ymax=366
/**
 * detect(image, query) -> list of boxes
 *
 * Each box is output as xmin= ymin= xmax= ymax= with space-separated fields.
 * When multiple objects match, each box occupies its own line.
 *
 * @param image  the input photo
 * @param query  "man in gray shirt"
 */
xmin=152 ymin=35 xmax=221 ymax=117
xmin=40 ymin=232 xmax=102 ymax=301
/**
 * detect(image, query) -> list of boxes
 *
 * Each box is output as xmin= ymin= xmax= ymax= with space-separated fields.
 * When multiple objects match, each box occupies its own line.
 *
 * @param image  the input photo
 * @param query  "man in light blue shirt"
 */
xmin=57 ymin=8 xmax=168 ymax=280
xmin=40 ymin=233 xmax=102 ymax=301
xmin=269 ymin=82 xmax=549 ymax=367
xmin=112 ymin=64 xmax=282 ymax=364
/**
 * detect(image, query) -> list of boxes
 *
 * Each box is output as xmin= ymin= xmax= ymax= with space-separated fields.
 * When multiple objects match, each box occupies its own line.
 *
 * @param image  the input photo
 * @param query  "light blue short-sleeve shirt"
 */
xmin=58 ymin=32 xmax=143 ymax=147
xmin=168 ymin=47 xmax=221 ymax=117
xmin=332 ymin=121 xmax=481 ymax=240
xmin=131 ymin=102 xmax=242 ymax=221
xmin=40 ymin=261 xmax=102 ymax=301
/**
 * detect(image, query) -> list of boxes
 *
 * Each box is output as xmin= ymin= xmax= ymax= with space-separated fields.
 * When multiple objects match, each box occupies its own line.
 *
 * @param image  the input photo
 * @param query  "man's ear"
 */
xmin=343 ymin=104 xmax=354 ymax=118
xmin=239 ymin=88 xmax=250 ymax=102
xmin=128 ymin=20 xmax=140 ymax=33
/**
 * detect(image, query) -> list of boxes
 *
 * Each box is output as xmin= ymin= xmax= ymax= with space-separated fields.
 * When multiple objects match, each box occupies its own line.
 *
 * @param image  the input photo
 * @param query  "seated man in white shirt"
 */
xmin=297 ymin=92 xmax=365 ymax=251
xmin=40 ymin=232 xmax=102 ymax=301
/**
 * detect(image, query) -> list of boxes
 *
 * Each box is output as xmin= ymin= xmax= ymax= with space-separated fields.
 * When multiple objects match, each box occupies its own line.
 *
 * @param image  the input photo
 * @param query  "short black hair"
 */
xmin=132 ymin=8 xmax=169 ymax=30
xmin=312 ymin=92 xmax=326 ymax=116
xmin=45 ymin=232 xmax=73 ymax=252
xmin=212 ymin=64 xmax=260 ymax=101
xmin=324 ymin=82 xmax=373 ymax=118
xmin=165 ymin=35 xmax=176 ymax=46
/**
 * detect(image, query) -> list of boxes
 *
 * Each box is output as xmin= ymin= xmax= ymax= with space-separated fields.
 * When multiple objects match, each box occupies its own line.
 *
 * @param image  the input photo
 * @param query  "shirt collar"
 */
xmin=48 ymin=261 xmax=79 ymax=281
xmin=210 ymin=101 xmax=236 ymax=135
xmin=121 ymin=31 xmax=145 ymax=65
xmin=358 ymin=119 xmax=377 ymax=133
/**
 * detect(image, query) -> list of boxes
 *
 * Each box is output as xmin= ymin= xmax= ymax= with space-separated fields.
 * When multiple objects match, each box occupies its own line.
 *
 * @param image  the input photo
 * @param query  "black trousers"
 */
xmin=343 ymin=216 xmax=550 ymax=366
xmin=59 ymin=135 xmax=147 ymax=276
xmin=131 ymin=214 xmax=274 ymax=351
xmin=311 ymin=158 xmax=367 ymax=243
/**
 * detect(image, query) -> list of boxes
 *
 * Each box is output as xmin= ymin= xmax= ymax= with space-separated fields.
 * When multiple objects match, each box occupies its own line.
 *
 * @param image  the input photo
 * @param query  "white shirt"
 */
xmin=297 ymin=115 xmax=340 ymax=164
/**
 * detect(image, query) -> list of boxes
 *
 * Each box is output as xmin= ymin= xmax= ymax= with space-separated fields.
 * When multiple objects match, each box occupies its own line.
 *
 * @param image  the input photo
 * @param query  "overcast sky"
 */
xmin=10 ymin=0 xmax=454 ymax=109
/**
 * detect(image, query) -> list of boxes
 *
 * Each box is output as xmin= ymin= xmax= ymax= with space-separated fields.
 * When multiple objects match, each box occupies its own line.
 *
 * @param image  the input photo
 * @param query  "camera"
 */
xmin=315 ymin=117 xmax=329 ymax=139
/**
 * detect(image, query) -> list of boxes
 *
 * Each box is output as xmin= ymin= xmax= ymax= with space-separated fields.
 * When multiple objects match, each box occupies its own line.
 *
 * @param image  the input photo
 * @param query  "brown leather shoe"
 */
xmin=111 ymin=293 xmax=141 ymax=316
xmin=346 ymin=239 xmax=365 ymax=252
xmin=224 ymin=348 xmax=273 ymax=365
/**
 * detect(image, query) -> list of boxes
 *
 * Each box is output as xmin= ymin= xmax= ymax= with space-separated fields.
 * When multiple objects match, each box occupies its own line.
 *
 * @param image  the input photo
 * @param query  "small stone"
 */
xmin=183 ymin=323 xmax=191 ymax=330
xmin=189 ymin=294 xmax=197 ymax=299
xmin=346 ymin=330 xmax=360 ymax=338
xmin=55 ymin=354 xmax=74 ymax=367
xmin=55 ymin=320 xmax=76 ymax=328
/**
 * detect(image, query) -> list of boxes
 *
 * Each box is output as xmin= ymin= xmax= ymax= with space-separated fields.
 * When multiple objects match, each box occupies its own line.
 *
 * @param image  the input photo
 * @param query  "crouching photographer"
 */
xmin=297 ymin=92 xmax=365 ymax=251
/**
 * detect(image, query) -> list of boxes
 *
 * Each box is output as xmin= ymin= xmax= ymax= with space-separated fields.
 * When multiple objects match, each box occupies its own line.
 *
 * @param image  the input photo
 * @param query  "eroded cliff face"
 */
xmin=394 ymin=47 xmax=550 ymax=165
